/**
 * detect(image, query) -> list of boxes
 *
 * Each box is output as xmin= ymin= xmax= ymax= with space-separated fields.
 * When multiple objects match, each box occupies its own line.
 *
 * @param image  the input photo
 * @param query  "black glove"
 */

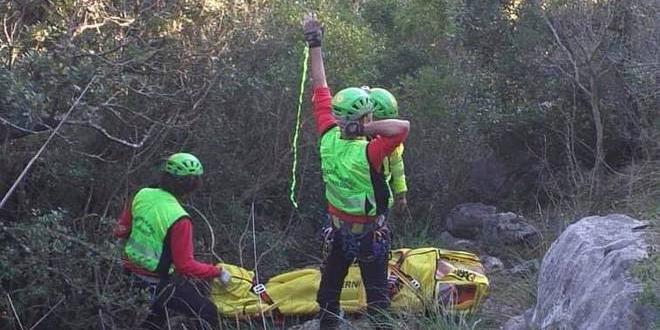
xmin=303 ymin=17 xmax=323 ymax=48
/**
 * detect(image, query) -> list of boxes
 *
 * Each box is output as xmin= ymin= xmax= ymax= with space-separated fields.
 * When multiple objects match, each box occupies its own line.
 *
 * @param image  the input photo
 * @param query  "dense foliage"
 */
xmin=1 ymin=0 xmax=657 ymax=328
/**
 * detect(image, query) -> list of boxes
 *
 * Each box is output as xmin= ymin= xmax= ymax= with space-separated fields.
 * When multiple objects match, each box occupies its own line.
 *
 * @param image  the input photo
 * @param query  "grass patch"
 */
xmin=631 ymin=197 xmax=660 ymax=329
xmin=632 ymin=254 xmax=660 ymax=308
xmin=475 ymin=269 xmax=538 ymax=329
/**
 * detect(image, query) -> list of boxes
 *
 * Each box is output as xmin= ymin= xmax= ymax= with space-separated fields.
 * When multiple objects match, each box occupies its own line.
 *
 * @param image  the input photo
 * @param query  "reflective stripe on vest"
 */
xmin=385 ymin=144 xmax=407 ymax=195
xmin=382 ymin=144 xmax=403 ymax=181
xmin=124 ymin=188 xmax=188 ymax=272
xmin=383 ymin=156 xmax=391 ymax=182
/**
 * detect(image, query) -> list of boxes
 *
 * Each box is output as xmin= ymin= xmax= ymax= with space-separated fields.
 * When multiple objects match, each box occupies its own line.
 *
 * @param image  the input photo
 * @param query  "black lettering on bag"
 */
xmin=453 ymin=269 xmax=476 ymax=282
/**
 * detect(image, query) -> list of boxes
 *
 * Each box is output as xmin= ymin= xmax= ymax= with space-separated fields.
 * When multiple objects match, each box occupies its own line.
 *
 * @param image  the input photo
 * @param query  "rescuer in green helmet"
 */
xmin=113 ymin=152 xmax=229 ymax=330
xmin=303 ymin=14 xmax=410 ymax=330
xmin=367 ymin=87 xmax=408 ymax=214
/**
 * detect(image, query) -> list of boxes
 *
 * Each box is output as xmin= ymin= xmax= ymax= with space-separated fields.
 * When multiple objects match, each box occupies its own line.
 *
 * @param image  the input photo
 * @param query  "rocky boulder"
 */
xmin=445 ymin=203 xmax=497 ymax=238
xmin=505 ymin=214 xmax=655 ymax=330
xmin=438 ymin=231 xmax=479 ymax=251
xmin=445 ymin=203 xmax=541 ymax=252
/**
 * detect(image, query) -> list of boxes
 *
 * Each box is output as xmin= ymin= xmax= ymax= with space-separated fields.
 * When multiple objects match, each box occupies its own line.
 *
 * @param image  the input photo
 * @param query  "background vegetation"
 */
xmin=0 ymin=0 xmax=657 ymax=329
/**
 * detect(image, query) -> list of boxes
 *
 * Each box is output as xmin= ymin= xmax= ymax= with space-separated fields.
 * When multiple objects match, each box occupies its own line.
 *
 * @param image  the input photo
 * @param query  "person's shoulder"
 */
xmin=172 ymin=217 xmax=192 ymax=227
xmin=319 ymin=125 xmax=339 ymax=143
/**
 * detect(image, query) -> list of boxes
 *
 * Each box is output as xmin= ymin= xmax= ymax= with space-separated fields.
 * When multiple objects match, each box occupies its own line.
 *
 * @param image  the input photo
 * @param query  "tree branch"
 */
xmin=0 ymin=115 xmax=41 ymax=134
xmin=543 ymin=13 xmax=592 ymax=97
xmin=64 ymin=120 xmax=154 ymax=149
xmin=73 ymin=17 xmax=135 ymax=38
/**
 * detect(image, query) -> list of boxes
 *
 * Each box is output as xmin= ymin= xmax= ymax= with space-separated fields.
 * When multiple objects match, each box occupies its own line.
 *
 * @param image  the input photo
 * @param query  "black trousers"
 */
xmin=316 ymin=229 xmax=390 ymax=329
xmin=131 ymin=274 xmax=219 ymax=330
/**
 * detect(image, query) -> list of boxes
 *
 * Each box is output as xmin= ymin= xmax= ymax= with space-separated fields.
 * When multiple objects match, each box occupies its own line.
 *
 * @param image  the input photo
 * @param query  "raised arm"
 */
xmin=303 ymin=13 xmax=335 ymax=135
xmin=303 ymin=14 xmax=327 ymax=88
xmin=364 ymin=119 xmax=410 ymax=137
xmin=309 ymin=48 xmax=327 ymax=88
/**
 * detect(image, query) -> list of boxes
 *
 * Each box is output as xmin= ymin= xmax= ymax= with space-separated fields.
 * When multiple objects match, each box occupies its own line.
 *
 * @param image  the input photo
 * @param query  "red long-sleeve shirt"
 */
xmin=312 ymin=87 xmax=408 ymax=223
xmin=113 ymin=202 xmax=220 ymax=279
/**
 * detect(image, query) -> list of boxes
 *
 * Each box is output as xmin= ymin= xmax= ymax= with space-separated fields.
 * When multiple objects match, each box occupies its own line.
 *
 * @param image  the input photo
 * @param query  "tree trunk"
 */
xmin=589 ymin=72 xmax=604 ymax=198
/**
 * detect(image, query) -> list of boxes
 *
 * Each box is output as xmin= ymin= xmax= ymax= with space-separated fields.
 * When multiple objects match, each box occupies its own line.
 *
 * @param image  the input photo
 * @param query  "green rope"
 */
xmin=289 ymin=46 xmax=309 ymax=209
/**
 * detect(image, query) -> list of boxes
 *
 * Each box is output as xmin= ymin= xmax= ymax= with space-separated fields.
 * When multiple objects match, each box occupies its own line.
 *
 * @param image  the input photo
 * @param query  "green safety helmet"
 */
xmin=370 ymin=88 xmax=398 ymax=119
xmin=164 ymin=153 xmax=204 ymax=176
xmin=331 ymin=87 xmax=374 ymax=121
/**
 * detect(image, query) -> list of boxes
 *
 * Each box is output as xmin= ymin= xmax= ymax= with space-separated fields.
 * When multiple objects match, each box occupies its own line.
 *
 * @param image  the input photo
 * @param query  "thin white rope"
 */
xmin=0 ymin=75 xmax=97 ymax=209
xmin=250 ymin=202 xmax=268 ymax=328
xmin=6 ymin=293 xmax=25 ymax=330
xmin=188 ymin=204 xmax=224 ymax=263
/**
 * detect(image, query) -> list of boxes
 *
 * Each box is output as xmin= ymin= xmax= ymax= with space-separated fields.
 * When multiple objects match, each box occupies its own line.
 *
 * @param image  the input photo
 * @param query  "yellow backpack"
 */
xmin=210 ymin=247 xmax=489 ymax=318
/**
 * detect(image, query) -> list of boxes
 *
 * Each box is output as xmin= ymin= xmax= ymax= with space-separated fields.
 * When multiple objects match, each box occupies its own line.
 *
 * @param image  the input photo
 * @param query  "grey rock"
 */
xmin=503 ymin=308 xmax=532 ymax=330
xmin=511 ymin=214 xmax=653 ymax=330
xmin=482 ymin=212 xmax=542 ymax=249
xmin=445 ymin=203 xmax=541 ymax=253
xmin=481 ymin=255 xmax=504 ymax=273
xmin=439 ymin=231 xmax=478 ymax=251
xmin=509 ymin=259 xmax=539 ymax=276
xmin=445 ymin=203 xmax=497 ymax=239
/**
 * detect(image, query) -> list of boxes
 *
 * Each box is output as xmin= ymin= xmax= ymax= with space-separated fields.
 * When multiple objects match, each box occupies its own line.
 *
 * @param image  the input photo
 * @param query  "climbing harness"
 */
xmin=386 ymin=250 xmax=423 ymax=301
xmin=324 ymin=215 xmax=390 ymax=262
xmin=371 ymin=223 xmax=391 ymax=261
xmin=320 ymin=214 xmax=334 ymax=264
xmin=288 ymin=46 xmax=309 ymax=209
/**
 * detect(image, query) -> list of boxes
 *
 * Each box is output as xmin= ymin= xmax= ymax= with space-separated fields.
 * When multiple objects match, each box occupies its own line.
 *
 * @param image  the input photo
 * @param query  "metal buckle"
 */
xmin=252 ymin=283 xmax=266 ymax=295
xmin=331 ymin=216 xmax=370 ymax=234
xmin=410 ymin=279 xmax=421 ymax=290
xmin=376 ymin=215 xmax=386 ymax=227
xmin=387 ymin=274 xmax=398 ymax=284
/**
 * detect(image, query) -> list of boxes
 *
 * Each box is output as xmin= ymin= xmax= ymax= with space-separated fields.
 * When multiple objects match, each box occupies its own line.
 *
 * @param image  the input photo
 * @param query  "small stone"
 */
xmin=481 ymin=255 xmax=504 ymax=273
xmin=508 ymin=259 xmax=539 ymax=276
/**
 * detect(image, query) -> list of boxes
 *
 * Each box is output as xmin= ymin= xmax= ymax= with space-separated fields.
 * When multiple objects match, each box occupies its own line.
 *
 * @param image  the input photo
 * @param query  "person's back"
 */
xmin=124 ymin=187 xmax=189 ymax=274
xmin=113 ymin=153 xmax=230 ymax=330
xmin=317 ymin=89 xmax=393 ymax=219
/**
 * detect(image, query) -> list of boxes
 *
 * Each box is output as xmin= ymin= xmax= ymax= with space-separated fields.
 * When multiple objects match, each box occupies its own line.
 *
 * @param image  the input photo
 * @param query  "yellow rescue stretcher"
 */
xmin=210 ymin=247 xmax=489 ymax=319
